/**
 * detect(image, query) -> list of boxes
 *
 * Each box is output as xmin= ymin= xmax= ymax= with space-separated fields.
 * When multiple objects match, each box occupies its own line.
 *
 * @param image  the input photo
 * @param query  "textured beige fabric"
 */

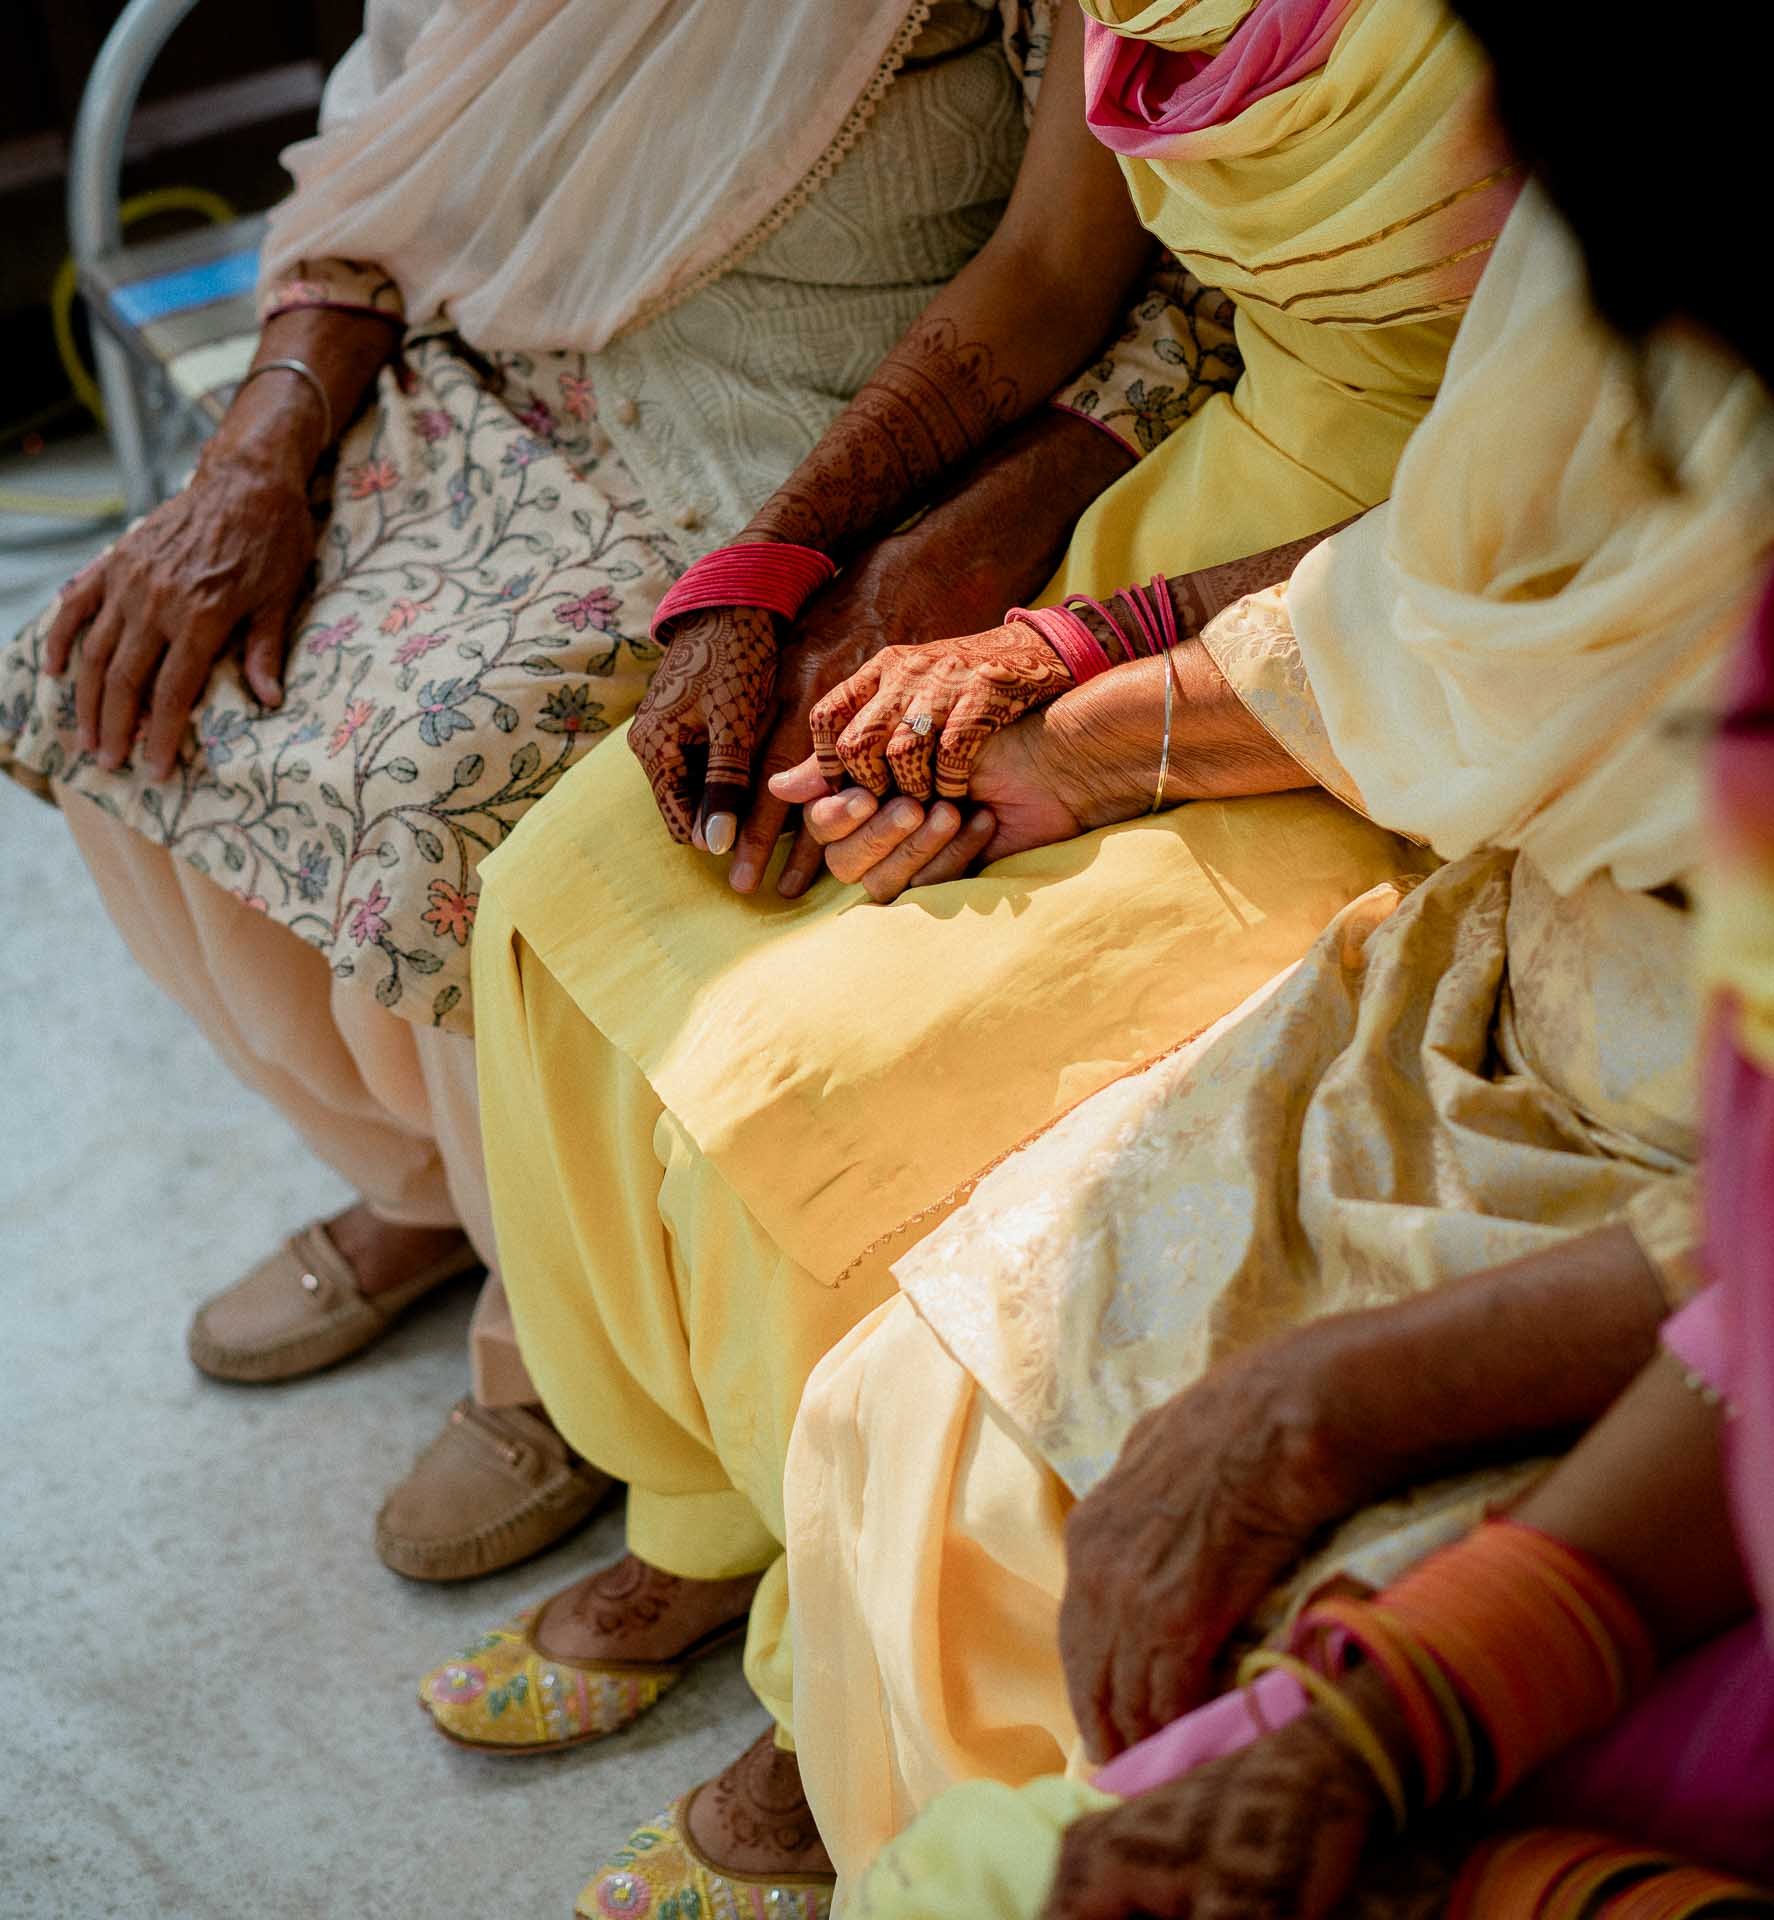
xmin=787 ymin=854 xmax=1698 ymax=1885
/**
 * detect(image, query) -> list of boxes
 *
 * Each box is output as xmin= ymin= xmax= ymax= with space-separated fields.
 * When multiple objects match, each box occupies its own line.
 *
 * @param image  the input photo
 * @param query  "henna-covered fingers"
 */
xmin=630 ymin=607 xmax=781 ymax=847
xmin=808 ymin=659 xmax=884 ymax=787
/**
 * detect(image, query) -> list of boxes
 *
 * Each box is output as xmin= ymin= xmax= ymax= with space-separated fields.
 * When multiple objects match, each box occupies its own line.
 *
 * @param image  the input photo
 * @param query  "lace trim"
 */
xmin=619 ymin=2 xmax=939 ymax=341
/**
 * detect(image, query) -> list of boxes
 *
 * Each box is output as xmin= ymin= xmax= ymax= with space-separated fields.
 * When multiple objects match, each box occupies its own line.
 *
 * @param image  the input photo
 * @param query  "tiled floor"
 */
xmin=0 ymin=440 xmax=759 ymax=1920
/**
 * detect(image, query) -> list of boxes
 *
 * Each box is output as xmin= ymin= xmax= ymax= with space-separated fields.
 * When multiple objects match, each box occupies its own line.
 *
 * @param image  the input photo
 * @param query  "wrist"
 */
xmin=197 ymin=431 xmax=314 ymax=498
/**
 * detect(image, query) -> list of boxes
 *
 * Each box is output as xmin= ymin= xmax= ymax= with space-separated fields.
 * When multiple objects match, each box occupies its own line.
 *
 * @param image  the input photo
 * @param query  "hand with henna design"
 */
xmin=1060 ymin=1327 xmax=1386 ymax=1766
xmin=628 ymin=604 xmax=780 ymax=850
xmin=808 ymin=624 xmax=1077 ymax=801
xmin=1040 ymin=1706 xmax=1384 ymax=1920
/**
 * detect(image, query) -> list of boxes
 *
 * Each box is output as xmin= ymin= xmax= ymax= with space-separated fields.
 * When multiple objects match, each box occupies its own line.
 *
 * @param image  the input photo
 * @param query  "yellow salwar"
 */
xmin=473 ymin=0 xmax=1506 ymax=1755
xmin=473 ymin=781 xmax=1416 ymax=1731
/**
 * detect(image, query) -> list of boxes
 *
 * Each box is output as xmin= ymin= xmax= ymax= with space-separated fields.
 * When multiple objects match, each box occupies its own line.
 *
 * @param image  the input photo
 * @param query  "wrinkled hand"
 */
xmin=1061 ymin=1325 xmax=1383 ymax=1764
xmin=770 ymin=703 xmax=1093 ymax=903
xmin=1040 ymin=1712 xmax=1379 ymax=1920
xmin=808 ymin=622 xmax=1074 ymax=802
xmin=725 ymin=545 xmax=982 ymax=897
xmin=629 ymin=605 xmax=780 ymax=849
xmin=45 ymin=445 xmax=316 ymax=778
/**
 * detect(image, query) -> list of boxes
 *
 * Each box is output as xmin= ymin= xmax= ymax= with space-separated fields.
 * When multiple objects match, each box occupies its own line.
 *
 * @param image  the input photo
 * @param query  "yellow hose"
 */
xmin=0 ymin=186 xmax=236 ymax=520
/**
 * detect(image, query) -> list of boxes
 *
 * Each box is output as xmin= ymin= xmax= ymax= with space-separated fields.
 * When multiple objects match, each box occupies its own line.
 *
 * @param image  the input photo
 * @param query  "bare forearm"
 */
xmin=209 ymin=304 xmax=402 ymax=482
xmin=1317 ymin=1224 xmax=1671 ymax=1497
xmin=741 ymin=3 xmax=1150 ymax=559
xmin=1036 ymin=639 xmax=1315 ymax=827
xmin=1517 ymin=1349 xmax=1751 ymax=1656
xmin=856 ymin=408 xmax=1137 ymax=638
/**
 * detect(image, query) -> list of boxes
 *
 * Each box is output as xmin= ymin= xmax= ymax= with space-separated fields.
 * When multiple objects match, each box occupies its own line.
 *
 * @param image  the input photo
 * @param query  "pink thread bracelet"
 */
xmin=650 ymin=542 xmax=837 ymax=640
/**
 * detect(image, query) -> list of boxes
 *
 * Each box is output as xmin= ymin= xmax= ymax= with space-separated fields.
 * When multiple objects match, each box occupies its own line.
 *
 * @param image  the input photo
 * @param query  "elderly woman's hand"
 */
xmin=45 ymin=443 xmax=317 ymax=779
xmin=1059 ymin=1323 xmax=1389 ymax=1765
xmin=1040 ymin=1710 xmax=1381 ymax=1920
xmin=769 ymin=704 xmax=1090 ymax=902
xmin=807 ymin=622 xmax=1076 ymax=801
xmin=629 ymin=605 xmax=782 ymax=851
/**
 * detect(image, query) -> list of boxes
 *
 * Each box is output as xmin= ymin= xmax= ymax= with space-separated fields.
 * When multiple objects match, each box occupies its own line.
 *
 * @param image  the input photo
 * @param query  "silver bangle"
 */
xmin=1150 ymin=647 xmax=1175 ymax=814
xmin=236 ymin=357 xmax=334 ymax=449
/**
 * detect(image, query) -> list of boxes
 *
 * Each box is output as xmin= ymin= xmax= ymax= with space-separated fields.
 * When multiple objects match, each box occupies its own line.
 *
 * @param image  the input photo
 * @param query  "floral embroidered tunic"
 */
xmin=0 ymin=0 xmax=1237 ymax=1034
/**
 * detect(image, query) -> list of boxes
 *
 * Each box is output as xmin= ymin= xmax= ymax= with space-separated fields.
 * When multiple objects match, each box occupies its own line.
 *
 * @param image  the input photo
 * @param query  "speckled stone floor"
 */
xmin=0 ymin=442 xmax=761 ymax=1920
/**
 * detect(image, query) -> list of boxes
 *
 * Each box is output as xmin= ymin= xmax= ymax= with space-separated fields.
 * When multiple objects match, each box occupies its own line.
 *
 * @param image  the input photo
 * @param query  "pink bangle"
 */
xmin=650 ymin=542 xmax=837 ymax=640
xmin=1005 ymin=604 xmax=1114 ymax=685
xmin=1114 ymin=576 xmax=1180 ymax=658
xmin=1065 ymin=593 xmax=1142 ymax=660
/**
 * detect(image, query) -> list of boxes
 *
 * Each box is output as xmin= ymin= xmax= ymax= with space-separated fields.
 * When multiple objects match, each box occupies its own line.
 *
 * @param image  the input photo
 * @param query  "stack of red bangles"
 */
xmin=1450 ymin=1829 xmax=1774 ymax=1918
xmin=1239 ymin=1520 xmax=1658 ymax=1834
xmin=648 ymin=541 xmax=837 ymax=640
xmin=1005 ymin=574 xmax=1180 ymax=684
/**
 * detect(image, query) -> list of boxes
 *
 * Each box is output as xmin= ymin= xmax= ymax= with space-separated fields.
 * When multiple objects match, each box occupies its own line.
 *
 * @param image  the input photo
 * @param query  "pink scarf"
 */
xmin=1084 ymin=0 xmax=1355 ymax=158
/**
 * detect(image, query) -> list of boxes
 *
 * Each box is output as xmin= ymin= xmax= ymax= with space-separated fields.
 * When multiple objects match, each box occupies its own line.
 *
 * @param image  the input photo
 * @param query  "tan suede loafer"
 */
xmin=187 ymin=1222 xmax=480 ymax=1384
xmin=376 ymin=1398 xmax=615 ymax=1582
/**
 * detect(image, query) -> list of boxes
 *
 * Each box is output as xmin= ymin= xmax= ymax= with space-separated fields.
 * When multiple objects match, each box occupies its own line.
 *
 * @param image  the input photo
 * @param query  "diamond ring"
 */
xmin=906 ymin=713 xmax=934 ymax=737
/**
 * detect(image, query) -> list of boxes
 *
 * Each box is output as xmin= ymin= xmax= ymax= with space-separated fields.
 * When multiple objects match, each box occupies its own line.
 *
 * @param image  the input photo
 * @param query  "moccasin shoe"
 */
xmin=418 ymin=1593 xmax=744 ymax=1753
xmin=577 ymin=1797 xmax=834 ymax=1920
xmin=376 ymin=1398 xmax=614 ymax=1582
xmin=187 ymin=1222 xmax=479 ymax=1384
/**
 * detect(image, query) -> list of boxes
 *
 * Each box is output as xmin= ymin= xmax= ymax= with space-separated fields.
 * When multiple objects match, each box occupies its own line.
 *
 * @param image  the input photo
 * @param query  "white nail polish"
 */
xmin=706 ymin=813 xmax=737 ymax=856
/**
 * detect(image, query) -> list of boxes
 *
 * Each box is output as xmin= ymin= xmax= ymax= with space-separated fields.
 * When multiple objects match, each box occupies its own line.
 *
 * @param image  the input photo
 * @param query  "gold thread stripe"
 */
xmin=1180 ymin=164 xmax=1521 ymax=278
xmin=1217 ymin=236 xmax=1500 ymax=320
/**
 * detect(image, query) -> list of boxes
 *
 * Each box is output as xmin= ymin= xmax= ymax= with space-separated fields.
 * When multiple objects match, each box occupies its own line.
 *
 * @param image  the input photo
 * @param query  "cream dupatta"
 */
xmin=262 ymin=0 xmax=939 ymax=352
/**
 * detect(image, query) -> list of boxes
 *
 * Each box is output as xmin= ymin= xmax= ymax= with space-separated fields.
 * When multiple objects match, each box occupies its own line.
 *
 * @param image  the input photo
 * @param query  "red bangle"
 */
xmin=1005 ymin=604 xmax=1113 ymax=685
xmin=650 ymin=542 xmax=837 ymax=640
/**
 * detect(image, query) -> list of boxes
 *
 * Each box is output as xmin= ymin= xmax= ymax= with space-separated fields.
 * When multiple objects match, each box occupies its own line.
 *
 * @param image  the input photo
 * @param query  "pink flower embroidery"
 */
xmin=327 ymin=699 xmax=376 ymax=758
xmin=348 ymin=457 xmax=400 ymax=499
xmin=305 ymin=614 xmax=360 ymax=657
xmin=558 ymin=374 xmax=594 ymax=422
xmin=394 ymin=629 xmax=447 ymax=668
xmin=517 ymin=395 xmax=556 ymax=438
xmin=422 ymin=878 xmax=476 ymax=946
xmin=554 ymin=586 xmax=622 ymax=635
xmin=415 ymin=409 xmax=454 ymax=444
xmin=380 ymin=599 xmax=421 ymax=635
xmin=425 ymin=1664 xmax=487 ymax=1707
xmin=348 ymin=881 xmax=391 ymax=947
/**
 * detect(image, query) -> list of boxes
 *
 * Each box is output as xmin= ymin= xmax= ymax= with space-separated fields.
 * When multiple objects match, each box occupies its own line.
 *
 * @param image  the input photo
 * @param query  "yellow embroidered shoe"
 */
xmin=577 ymin=1798 xmax=835 ymax=1920
xmin=418 ymin=1603 xmax=741 ymax=1754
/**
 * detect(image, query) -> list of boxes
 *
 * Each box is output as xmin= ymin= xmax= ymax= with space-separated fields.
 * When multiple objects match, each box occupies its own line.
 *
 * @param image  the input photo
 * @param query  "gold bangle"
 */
xmin=1238 ymin=1649 xmax=1411 ymax=1832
